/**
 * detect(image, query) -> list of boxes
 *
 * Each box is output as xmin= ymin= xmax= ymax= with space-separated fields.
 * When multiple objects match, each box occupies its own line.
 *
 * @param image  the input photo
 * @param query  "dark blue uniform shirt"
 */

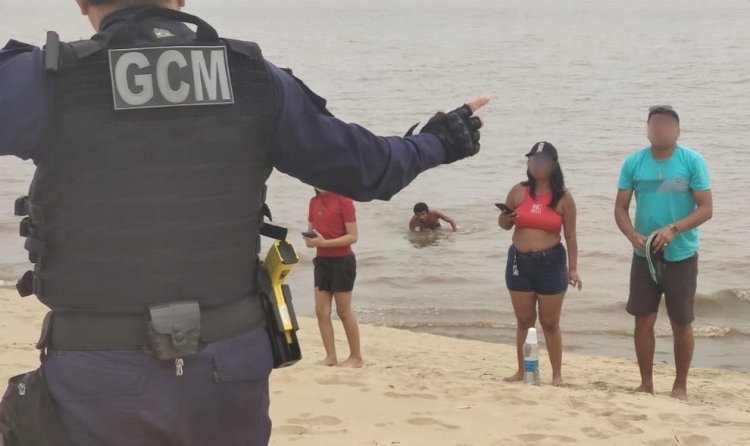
xmin=0 ymin=9 xmax=446 ymax=201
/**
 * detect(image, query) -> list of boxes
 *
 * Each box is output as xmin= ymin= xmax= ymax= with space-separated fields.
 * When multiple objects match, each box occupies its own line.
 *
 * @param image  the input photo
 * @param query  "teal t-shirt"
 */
xmin=618 ymin=145 xmax=712 ymax=261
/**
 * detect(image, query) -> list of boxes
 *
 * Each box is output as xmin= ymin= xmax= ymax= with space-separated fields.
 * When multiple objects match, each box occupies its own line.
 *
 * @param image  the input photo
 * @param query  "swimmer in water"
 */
xmin=409 ymin=202 xmax=458 ymax=232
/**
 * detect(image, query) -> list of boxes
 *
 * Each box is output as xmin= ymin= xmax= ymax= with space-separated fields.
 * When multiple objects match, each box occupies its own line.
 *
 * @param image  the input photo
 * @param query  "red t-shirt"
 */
xmin=308 ymin=193 xmax=357 ymax=258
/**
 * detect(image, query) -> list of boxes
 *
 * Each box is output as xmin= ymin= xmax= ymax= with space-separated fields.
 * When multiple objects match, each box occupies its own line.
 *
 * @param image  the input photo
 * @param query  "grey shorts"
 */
xmin=627 ymin=253 xmax=698 ymax=325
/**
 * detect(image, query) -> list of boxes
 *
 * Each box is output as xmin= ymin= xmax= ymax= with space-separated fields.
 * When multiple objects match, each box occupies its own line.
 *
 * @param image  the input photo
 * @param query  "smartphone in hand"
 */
xmin=495 ymin=203 xmax=514 ymax=214
xmin=301 ymin=231 xmax=318 ymax=239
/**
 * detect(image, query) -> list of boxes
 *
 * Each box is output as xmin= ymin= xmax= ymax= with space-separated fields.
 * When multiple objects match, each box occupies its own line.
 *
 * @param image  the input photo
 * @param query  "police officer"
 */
xmin=0 ymin=0 xmax=489 ymax=445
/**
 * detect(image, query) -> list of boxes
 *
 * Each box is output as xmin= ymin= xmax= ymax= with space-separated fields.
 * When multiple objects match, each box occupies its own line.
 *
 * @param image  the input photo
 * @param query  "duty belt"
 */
xmin=37 ymin=297 xmax=265 ymax=351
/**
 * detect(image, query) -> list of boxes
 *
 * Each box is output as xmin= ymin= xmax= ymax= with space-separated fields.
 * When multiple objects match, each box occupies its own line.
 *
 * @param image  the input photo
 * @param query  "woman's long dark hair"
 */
xmin=522 ymin=162 xmax=566 ymax=209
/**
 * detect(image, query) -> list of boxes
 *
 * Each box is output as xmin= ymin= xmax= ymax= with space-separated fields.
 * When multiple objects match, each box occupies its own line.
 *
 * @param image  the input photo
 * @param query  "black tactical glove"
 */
xmin=406 ymin=104 xmax=483 ymax=164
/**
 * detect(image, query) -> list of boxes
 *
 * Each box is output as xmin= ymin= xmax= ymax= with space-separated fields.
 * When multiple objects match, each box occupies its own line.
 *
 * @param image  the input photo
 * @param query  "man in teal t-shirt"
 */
xmin=615 ymin=106 xmax=713 ymax=401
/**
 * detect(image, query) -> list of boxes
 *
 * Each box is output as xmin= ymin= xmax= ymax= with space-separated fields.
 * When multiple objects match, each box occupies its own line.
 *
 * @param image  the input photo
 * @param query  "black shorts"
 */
xmin=627 ymin=253 xmax=698 ymax=325
xmin=505 ymin=243 xmax=568 ymax=295
xmin=314 ymin=255 xmax=357 ymax=293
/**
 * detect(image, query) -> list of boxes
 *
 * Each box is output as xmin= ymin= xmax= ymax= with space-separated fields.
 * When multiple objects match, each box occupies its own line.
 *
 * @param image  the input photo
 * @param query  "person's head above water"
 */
xmin=647 ymin=105 xmax=680 ymax=152
xmin=413 ymin=202 xmax=434 ymax=222
xmin=523 ymin=141 xmax=566 ymax=209
xmin=76 ymin=0 xmax=185 ymax=31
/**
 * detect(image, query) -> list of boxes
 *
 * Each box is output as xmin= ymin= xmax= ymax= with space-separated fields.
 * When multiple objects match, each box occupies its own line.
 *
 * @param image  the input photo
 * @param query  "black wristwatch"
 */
xmin=669 ymin=224 xmax=680 ymax=234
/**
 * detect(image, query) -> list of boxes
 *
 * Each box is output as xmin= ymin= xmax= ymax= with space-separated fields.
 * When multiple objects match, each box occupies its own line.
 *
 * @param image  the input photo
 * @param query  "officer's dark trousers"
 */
xmin=44 ymin=327 xmax=273 ymax=446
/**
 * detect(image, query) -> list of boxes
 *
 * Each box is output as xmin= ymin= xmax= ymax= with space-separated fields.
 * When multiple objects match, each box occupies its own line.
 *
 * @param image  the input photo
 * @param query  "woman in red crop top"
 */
xmin=498 ymin=142 xmax=582 ymax=387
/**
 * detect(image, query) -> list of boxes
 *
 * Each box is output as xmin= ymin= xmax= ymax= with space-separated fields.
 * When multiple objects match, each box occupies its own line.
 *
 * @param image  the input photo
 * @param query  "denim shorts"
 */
xmin=505 ymin=243 xmax=568 ymax=295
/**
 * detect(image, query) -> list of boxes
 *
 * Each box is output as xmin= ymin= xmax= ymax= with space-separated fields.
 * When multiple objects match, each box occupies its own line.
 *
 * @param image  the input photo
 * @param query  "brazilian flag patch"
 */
xmin=153 ymin=28 xmax=175 ymax=38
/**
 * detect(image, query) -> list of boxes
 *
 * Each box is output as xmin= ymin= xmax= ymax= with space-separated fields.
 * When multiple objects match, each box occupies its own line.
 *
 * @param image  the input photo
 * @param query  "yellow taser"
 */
xmin=260 ymin=240 xmax=302 ymax=368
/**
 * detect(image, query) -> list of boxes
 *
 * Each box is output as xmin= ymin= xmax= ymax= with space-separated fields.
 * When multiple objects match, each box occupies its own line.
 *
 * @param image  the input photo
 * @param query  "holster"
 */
xmin=147 ymin=301 xmax=201 ymax=360
xmin=259 ymin=270 xmax=301 ymax=368
xmin=0 ymin=368 xmax=72 ymax=446
xmin=259 ymin=240 xmax=301 ymax=369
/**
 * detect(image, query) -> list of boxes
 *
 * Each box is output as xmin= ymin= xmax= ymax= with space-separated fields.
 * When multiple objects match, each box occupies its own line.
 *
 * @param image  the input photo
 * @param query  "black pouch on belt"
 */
xmin=147 ymin=301 xmax=201 ymax=361
xmin=0 ymin=368 xmax=72 ymax=446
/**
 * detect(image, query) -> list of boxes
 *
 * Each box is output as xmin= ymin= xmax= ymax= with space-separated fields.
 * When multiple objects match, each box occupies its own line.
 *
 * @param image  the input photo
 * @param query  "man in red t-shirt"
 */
xmin=304 ymin=189 xmax=362 ymax=368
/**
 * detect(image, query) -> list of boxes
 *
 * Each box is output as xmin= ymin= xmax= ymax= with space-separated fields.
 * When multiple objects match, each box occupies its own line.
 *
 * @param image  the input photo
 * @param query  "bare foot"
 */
xmin=316 ymin=357 xmax=338 ymax=367
xmin=633 ymin=383 xmax=655 ymax=395
xmin=670 ymin=387 xmax=688 ymax=401
xmin=503 ymin=371 xmax=524 ymax=382
xmin=552 ymin=376 xmax=566 ymax=387
xmin=338 ymin=357 xmax=364 ymax=368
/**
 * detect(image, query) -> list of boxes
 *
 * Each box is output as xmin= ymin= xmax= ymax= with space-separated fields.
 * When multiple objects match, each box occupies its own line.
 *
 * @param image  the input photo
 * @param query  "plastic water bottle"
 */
xmin=523 ymin=327 xmax=541 ymax=385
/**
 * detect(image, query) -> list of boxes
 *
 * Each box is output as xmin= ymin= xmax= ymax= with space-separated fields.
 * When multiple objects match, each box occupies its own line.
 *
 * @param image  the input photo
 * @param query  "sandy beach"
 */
xmin=1 ymin=288 xmax=748 ymax=445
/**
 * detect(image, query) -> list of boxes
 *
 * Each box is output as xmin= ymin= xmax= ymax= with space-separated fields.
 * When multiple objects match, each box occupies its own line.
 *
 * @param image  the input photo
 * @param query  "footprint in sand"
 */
xmin=502 ymin=396 xmax=539 ymax=406
xmin=516 ymin=433 xmax=576 ymax=444
xmin=566 ymin=397 xmax=591 ymax=411
xmin=488 ymin=390 xmax=520 ymax=401
xmin=383 ymin=391 xmax=438 ymax=400
xmin=581 ymin=426 xmax=610 ymax=440
xmin=273 ymin=374 xmax=298 ymax=384
xmin=658 ymin=412 xmax=680 ymax=422
xmin=591 ymin=380 xmax=629 ymax=393
xmin=498 ymin=386 xmax=522 ymax=394
xmin=647 ymin=438 xmax=675 ymax=446
xmin=689 ymin=413 xmax=720 ymax=425
xmin=315 ymin=377 xmax=365 ymax=388
xmin=677 ymin=434 xmax=717 ymax=446
xmin=608 ymin=419 xmax=644 ymax=435
xmin=274 ymin=425 xmax=310 ymax=436
xmin=623 ymin=401 xmax=648 ymax=410
xmin=443 ymin=385 xmax=481 ymax=398
xmin=714 ymin=390 xmax=737 ymax=401
xmin=600 ymin=411 xmax=647 ymax=422
xmin=320 ymin=398 xmax=336 ymax=404
xmin=689 ymin=412 xmax=750 ymax=428
xmin=286 ymin=415 xmax=342 ymax=427
xmin=406 ymin=417 xmax=459 ymax=430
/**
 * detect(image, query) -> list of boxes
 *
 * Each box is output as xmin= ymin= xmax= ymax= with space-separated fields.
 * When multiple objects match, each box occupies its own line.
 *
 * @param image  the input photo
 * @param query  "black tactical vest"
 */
xmin=15 ymin=8 xmax=276 ymax=318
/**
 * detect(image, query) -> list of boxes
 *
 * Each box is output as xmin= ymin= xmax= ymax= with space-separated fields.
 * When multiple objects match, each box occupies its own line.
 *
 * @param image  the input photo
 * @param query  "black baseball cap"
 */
xmin=525 ymin=141 xmax=558 ymax=161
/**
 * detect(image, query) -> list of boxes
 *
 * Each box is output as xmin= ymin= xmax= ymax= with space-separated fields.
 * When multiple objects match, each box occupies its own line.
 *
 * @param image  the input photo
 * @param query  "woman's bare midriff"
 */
xmin=512 ymin=228 xmax=562 ymax=253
